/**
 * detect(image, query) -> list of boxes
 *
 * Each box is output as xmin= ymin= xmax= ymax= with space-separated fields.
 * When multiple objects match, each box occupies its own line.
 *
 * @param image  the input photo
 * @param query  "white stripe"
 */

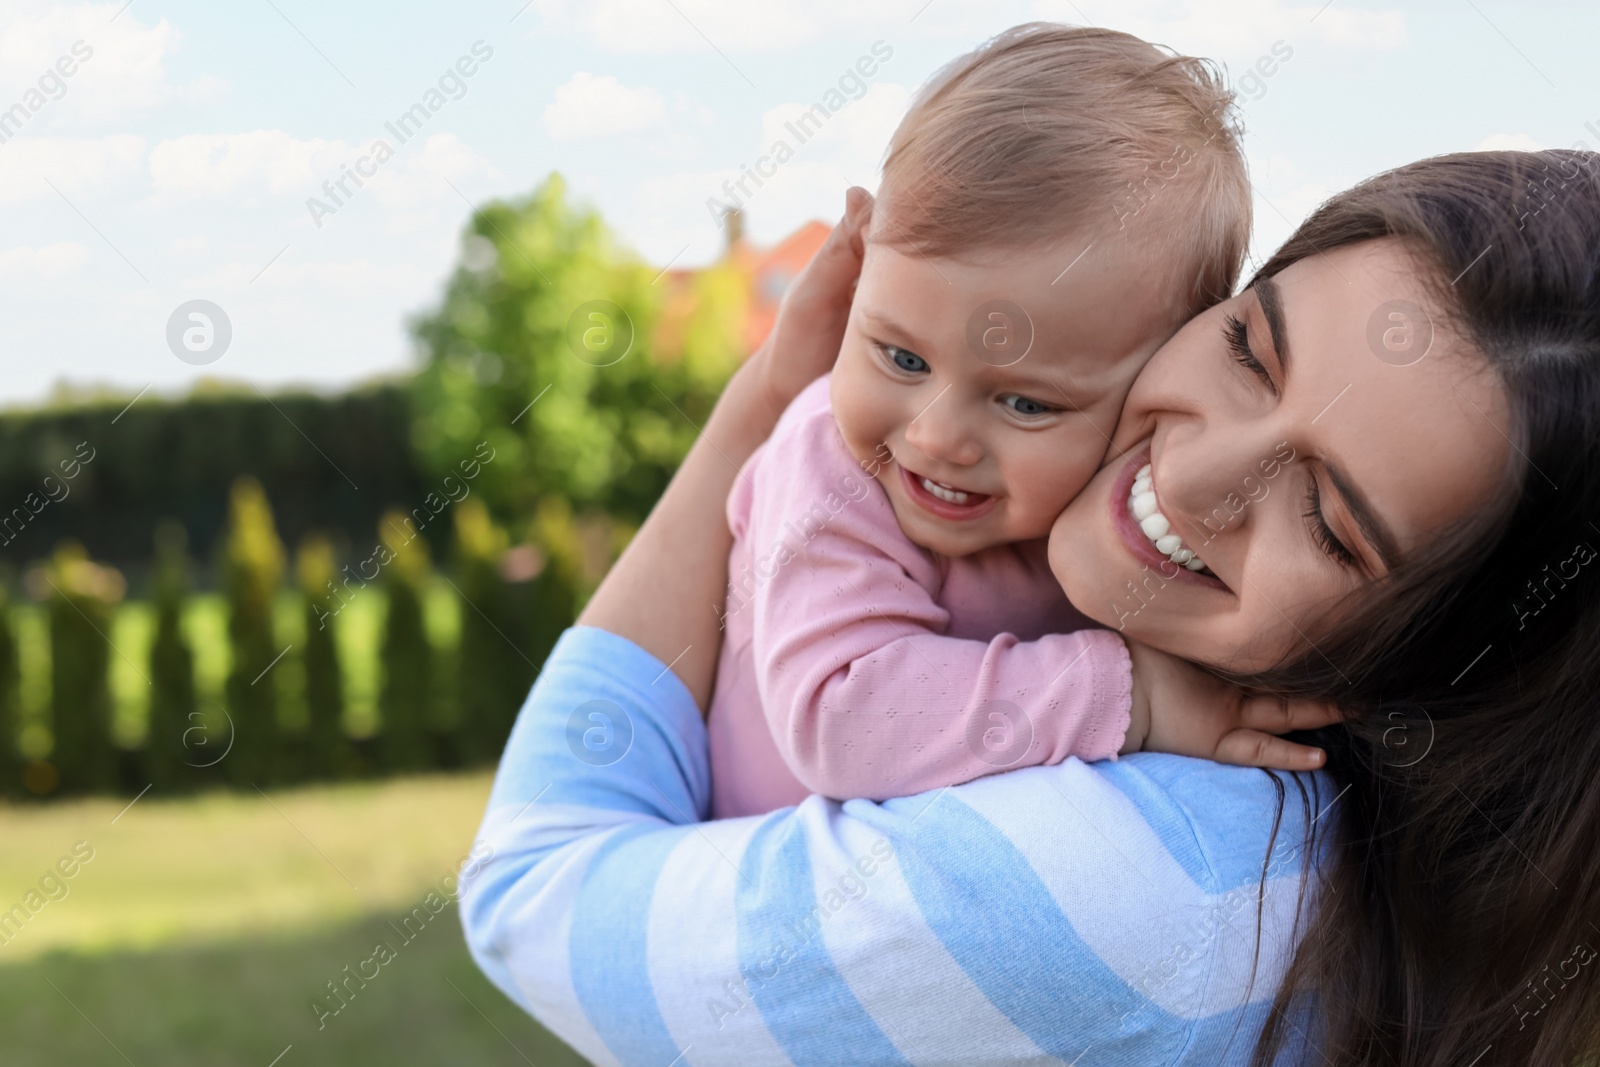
xmin=648 ymin=816 xmax=798 ymax=1067
xmin=475 ymin=809 xmax=629 ymax=1067
xmin=802 ymin=801 xmax=1067 ymax=1066
xmin=954 ymin=762 xmax=1304 ymax=1019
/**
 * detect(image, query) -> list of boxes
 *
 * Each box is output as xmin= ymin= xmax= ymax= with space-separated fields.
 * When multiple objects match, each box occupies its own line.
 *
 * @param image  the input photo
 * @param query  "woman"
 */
xmin=461 ymin=151 xmax=1600 ymax=1066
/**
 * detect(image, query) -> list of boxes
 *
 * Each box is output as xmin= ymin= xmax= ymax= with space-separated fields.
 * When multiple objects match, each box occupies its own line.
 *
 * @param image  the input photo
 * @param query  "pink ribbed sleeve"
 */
xmin=721 ymin=378 xmax=1133 ymax=805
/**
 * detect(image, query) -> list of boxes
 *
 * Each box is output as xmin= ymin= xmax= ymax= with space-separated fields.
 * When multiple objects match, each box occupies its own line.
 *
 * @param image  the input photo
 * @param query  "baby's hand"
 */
xmin=1123 ymin=640 xmax=1336 ymax=771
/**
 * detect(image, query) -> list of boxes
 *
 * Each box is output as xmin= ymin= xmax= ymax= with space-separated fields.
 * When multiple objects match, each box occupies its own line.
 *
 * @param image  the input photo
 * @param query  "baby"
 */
xmin=708 ymin=23 xmax=1317 ymax=818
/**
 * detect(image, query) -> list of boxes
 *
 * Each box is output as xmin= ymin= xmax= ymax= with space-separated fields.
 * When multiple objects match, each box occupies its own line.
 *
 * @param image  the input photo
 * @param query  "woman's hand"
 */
xmin=1123 ymin=639 xmax=1337 ymax=771
xmin=744 ymin=185 xmax=872 ymax=427
xmin=577 ymin=188 xmax=870 ymax=707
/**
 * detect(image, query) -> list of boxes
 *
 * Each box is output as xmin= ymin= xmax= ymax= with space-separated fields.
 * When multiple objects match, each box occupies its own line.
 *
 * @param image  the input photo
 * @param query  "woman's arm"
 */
xmin=459 ymin=626 xmax=1320 ymax=1066
xmin=578 ymin=187 xmax=870 ymax=708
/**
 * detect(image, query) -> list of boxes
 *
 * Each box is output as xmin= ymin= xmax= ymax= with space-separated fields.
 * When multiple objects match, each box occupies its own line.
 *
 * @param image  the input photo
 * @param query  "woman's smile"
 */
xmin=1107 ymin=447 xmax=1228 ymax=588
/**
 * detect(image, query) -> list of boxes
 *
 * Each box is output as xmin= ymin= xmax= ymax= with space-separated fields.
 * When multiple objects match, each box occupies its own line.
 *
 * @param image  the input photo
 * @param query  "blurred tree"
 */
xmin=378 ymin=513 xmax=435 ymax=773
xmin=523 ymin=497 xmax=584 ymax=662
xmin=453 ymin=499 xmax=530 ymax=762
xmin=145 ymin=521 xmax=198 ymax=793
xmin=409 ymin=173 xmax=744 ymax=535
xmin=297 ymin=536 xmax=351 ymax=780
xmin=222 ymin=478 xmax=285 ymax=786
xmin=46 ymin=542 xmax=122 ymax=794
xmin=0 ymin=582 xmax=20 ymax=797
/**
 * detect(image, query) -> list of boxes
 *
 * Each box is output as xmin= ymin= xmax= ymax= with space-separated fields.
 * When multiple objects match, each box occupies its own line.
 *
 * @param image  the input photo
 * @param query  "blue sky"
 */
xmin=0 ymin=0 xmax=1593 ymax=406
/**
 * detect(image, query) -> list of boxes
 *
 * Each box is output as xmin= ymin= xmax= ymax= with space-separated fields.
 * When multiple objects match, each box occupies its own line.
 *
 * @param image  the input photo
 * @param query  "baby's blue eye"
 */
xmin=885 ymin=346 xmax=928 ymax=374
xmin=998 ymin=396 xmax=1049 ymax=415
xmin=1002 ymin=394 xmax=1052 ymax=418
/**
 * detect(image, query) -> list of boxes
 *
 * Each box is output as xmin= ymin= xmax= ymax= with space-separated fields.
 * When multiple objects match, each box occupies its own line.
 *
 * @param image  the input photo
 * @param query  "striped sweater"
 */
xmin=460 ymin=626 xmax=1328 ymax=1066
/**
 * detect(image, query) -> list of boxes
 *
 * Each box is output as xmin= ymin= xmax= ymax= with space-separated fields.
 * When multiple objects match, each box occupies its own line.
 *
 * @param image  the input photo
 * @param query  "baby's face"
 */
xmin=831 ymin=226 xmax=1189 ymax=558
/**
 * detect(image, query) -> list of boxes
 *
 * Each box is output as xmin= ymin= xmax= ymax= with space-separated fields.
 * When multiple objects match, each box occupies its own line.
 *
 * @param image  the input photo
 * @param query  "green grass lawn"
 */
xmin=0 ymin=771 xmax=590 ymax=1066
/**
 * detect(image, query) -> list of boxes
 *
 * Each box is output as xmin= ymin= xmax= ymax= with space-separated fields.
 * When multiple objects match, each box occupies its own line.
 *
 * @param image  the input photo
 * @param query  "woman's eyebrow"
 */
xmin=1324 ymin=459 xmax=1402 ymax=570
xmin=1255 ymin=276 xmax=1291 ymax=374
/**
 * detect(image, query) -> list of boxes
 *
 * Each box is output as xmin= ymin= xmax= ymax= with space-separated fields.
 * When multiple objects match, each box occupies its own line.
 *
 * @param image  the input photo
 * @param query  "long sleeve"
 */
xmin=459 ymin=626 xmax=1326 ymax=1067
xmin=736 ymin=386 xmax=1133 ymax=801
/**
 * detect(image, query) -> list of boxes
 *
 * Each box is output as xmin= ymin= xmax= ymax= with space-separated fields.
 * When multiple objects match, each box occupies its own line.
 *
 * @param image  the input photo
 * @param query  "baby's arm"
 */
xmin=739 ymin=401 xmax=1131 ymax=801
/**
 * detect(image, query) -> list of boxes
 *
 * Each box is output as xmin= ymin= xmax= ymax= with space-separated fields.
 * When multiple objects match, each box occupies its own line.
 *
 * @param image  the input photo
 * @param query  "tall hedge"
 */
xmin=0 ymin=384 xmax=422 ymax=573
xmin=146 ymin=522 xmax=198 ymax=792
xmin=378 ymin=513 xmax=435 ymax=773
xmin=0 ymin=583 xmax=20 ymax=797
xmin=47 ymin=543 xmax=122 ymax=794
xmin=297 ymin=535 xmax=349 ymax=780
xmin=222 ymin=478 xmax=284 ymax=786
xmin=453 ymin=500 xmax=525 ymax=762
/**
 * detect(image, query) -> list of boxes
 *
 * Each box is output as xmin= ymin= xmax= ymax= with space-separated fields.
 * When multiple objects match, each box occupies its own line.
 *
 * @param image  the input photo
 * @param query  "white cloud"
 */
xmin=149 ymin=130 xmax=344 ymax=197
xmin=1245 ymin=153 xmax=1344 ymax=268
xmin=1312 ymin=6 xmax=1406 ymax=50
xmin=368 ymin=133 xmax=500 ymax=212
xmin=529 ymin=0 xmax=872 ymax=53
xmin=618 ymin=81 xmax=910 ymax=264
xmin=0 ymin=2 xmax=189 ymax=121
xmin=1476 ymin=132 xmax=1545 ymax=152
xmin=0 ymin=240 xmax=90 ymax=279
xmin=0 ymin=134 xmax=146 ymax=202
xmin=1033 ymin=0 xmax=1406 ymax=60
xmin=186 ymin=257 xmax=421 ymax=297
xmin=758 ymin=81 xmax=911 ymax=180
xmin=543 ymin=72 xmax=666 ymax=140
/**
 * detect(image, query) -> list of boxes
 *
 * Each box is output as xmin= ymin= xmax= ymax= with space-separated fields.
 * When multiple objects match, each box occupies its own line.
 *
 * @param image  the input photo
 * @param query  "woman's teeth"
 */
xmin=922 ymin=477 xmax=971 ymax=505
xmin=1128 ymin=464 xmax=1213 ymax=574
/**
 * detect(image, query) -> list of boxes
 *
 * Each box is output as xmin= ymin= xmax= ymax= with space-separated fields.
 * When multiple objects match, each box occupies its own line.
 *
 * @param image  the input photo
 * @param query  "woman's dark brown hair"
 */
xmin=1242 ymin=150 xmax=1600 ymax=1065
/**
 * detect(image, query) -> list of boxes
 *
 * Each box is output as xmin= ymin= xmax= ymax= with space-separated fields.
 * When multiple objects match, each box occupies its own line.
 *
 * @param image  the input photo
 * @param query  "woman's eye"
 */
xmin=883 ymin=345 xmax=929 ymax=374
xmin=1223 ymin=312 xmax=1274 ymax=391
xmin=1302 ymin=480 xmax=1359 ymax=569
xmin=1001 ymin=394 xmax=1054 ymax=418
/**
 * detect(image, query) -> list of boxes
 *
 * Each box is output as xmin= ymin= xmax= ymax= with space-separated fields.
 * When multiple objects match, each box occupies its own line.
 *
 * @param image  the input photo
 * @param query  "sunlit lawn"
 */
xmin=0 ymin=771 xmax=590 ymax=1066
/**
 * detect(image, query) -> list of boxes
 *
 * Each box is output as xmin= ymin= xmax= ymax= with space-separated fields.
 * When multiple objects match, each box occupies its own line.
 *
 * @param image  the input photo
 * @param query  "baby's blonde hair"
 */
xmin=878 ymin=23 xmax=1251 ymax=313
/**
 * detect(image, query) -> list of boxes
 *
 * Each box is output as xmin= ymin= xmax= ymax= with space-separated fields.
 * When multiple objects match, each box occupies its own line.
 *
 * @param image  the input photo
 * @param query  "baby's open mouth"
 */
xmin=1127 ymin=462 xmax=1216 ymax=577
xmin=899 ymin=465 xmax=998 ymax=520
xmin=918 ymin=474 xmax=986 ymax=506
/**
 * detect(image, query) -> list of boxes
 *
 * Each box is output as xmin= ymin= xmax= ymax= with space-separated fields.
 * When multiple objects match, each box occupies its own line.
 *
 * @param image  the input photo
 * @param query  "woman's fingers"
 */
xmin=795 ymin=187 xmax=870 ymax=314
xmin=751 ymin=186 xmax=872 ymax=413
xmin=1214 ymin=728 xmax=1327 ymax=771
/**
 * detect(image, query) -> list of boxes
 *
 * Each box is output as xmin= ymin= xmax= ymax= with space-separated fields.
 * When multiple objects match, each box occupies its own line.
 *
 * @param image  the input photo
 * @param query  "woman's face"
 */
xmin=1049 ymin=238 xmax=1512 ymax=673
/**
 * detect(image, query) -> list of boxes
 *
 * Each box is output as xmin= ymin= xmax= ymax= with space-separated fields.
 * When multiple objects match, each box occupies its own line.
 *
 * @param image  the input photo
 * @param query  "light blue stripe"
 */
xmin=863 ymin=793 xmax=1191 ymax=1064
xmin=568 ymin=822 xmax=690 ymax=1067
xmin=1182 ymin=1000 xmax=1278 ymax=1065
xmin=486 ymin=626 xmax=711 ymax=823
xmin=1104 ymin=755 xmax=1324 ymax=892
xmin=734 ymin=815 xmax=912 ymax=1067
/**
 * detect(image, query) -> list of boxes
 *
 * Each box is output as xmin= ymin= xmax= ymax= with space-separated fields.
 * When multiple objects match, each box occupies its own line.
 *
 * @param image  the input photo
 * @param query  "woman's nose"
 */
xmin=1157 ymin=431 xmax=1279 ymax=540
